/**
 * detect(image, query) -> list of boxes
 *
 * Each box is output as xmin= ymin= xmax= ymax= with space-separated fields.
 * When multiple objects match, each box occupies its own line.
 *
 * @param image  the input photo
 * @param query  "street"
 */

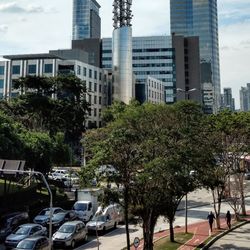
xmin=1 ymin=187 xmax=250 ymax=250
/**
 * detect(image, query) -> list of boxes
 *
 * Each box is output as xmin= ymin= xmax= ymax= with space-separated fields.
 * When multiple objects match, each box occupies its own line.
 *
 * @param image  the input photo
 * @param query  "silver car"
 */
xmin=52 ymin=221 xmax=87 ymax=248
xmin=86 ymin=215 xmax=117 ymax=234
xmin=5 ymin=224 xmax=47 ymax=248
xmin=16 ymin=236 xmax=50 ymax=250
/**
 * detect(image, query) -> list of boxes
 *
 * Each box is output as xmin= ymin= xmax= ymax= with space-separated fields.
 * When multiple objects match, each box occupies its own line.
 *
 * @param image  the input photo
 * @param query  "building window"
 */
xmin=44 ymin=64 xmax=53 ymax=74
xmin=88 ymin=95 xmax=92 ymax=104
xmin=99 ymin=84 xmax=102 ymax=93
xmin=99 ymin=96 xmax=102 ymax=105
xmin=12 ymin=65 xmax=20 ymax=75
xmin=94 ymin=95 xmax=97 ymax=104
xmin=94 ymin=70 xmax=97 ymax=80
xmin=0 ymin=79 xmax=4 ymax=88
xmin=28 ymin=64 xmax=36 ymax=74
xmin=99 ymin=72 xmax=102 ymax=81
xmin=0 ymin=93 xmax=3 ymax=99
xmin=0 ymin=66 xmax=4 ymax=75
xmin=89 ymin=69 xmax=92 ymax=78
xmin=77 ymin=65 xmax=81 ymax=75
xmin=83 ymin=67 xmax=87 ymax=76
xmin=88 ymin=82 xmax=92 ymax=91
xmin=94 ymin=83 xmax=97 ymax=92
xmin=94 ymin=108 xmax=97 ymax=117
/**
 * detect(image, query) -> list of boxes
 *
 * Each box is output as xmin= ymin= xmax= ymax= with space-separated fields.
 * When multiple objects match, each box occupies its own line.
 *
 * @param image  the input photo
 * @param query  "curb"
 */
xmin=201 ymin=220 xmax=250 ymax=250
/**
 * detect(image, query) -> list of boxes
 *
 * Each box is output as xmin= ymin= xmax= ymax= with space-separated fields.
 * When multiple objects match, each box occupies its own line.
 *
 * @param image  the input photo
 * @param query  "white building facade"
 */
xmin=0 ymin=54 xmax=109 ymax=128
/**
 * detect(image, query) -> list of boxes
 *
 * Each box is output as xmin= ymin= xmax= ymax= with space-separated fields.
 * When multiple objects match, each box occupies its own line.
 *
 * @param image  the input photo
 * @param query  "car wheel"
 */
xmin=71 ymin=239 xmax=76 ymax=249
xmin=114 ymin=222 xmax=117 ymax=229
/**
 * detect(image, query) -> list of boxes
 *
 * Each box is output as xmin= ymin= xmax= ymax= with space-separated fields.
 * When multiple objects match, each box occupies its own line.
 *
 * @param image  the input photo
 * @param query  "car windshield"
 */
xmin=17 ymin=240 xmax=35 ymax=249
xmin=58 ymin=225 xmax=75 ymax=233
xmin=92 ymin=216 xmax=106 ymax=222
xmin=14 ymin=226 xmax=30 ymax=235
xmin=39 ymin=209 xmax=50 ymax=216
xmin=52 ymin=213 xmax=65 ymax=221
xmin=73 ymin=203 xmax=87 ymax=211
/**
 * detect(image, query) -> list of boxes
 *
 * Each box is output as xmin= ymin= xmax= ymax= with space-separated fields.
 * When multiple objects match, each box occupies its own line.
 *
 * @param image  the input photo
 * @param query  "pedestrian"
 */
xmin=207 ymin=211 xmax=216 ymax=232
xmin=225 ymin=210 xmax=231 ymax=229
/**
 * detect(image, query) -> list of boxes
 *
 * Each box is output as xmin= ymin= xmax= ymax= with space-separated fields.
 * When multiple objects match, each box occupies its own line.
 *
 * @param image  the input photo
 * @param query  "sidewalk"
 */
xmin=131 ymin=219 xmax=228 ymax=250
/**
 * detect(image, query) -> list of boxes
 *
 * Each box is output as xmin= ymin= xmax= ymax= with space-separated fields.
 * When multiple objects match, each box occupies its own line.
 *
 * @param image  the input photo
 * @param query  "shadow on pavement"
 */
xmin=209 ymin=244 xmax=250 ymax=250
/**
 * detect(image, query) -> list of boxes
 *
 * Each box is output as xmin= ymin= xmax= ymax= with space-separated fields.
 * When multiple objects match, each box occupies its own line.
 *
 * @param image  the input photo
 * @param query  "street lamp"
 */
xmin=176 ymin=88 xmax=197 ymax=100
xmin=0 ymin=169 xmax=53 ymax=248
xmin=176 ymin=88 xmax=197 ymax=234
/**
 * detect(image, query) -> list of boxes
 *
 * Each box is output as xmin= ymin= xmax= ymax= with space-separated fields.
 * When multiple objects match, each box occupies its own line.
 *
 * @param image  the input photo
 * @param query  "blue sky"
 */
xmin=0 ymin=0 xmax=250 ymax=108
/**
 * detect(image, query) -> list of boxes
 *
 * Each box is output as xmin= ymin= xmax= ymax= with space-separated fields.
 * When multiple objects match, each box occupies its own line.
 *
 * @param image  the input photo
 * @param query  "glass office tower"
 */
xmin=72 ymin=0 xmax=101 ymax=40
xmin=170 ymin=0 xmax=221 ymax=113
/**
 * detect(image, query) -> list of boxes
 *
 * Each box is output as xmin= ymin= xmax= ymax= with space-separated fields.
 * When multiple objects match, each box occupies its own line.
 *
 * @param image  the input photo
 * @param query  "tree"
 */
xmin=0 ymin=74 xmax=90 ymax=165
xmin=84 ymin=101 xmax=212 ymax=249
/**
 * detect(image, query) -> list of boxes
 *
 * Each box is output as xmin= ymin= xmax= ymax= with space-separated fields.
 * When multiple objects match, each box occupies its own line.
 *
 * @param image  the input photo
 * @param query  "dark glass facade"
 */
xmin=170 ymin=0 xmax=221 ymax=112
xmin=72 ymin=0 xmax=101 ymax=40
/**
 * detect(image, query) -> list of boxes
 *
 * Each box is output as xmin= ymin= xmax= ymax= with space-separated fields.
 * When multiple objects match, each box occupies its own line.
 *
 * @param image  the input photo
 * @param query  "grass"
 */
xmin=0 ymin=178 xmax=22 ymax=195
xmin=154 ymin=233 xmax=193 ymax=250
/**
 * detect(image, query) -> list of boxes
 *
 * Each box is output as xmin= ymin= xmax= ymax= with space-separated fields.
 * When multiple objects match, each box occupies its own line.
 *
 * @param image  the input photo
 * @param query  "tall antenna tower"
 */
xmin=113 ymin=0 xmax=133 ymax=29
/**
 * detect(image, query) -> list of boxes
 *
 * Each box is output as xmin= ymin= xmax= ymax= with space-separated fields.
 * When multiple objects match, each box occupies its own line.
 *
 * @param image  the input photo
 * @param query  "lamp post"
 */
xmin=0 ymin=169 xmax=53 ymax=248
xmin=176 ymin=87 xmax=197 ymax=234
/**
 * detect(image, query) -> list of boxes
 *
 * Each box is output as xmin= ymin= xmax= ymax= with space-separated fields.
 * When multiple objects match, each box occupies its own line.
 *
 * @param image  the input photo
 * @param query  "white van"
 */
xmin=95 ymin=204 xmax=124 ymax=224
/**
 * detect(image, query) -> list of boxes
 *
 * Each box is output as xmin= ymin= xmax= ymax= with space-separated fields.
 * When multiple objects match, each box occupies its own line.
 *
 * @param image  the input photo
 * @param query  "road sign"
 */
xmin=133 ymin=237 xmax=140 ymax=249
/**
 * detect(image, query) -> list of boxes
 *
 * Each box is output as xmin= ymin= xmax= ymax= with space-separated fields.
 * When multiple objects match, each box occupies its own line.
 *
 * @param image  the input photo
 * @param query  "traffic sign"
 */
xmin=133 ymin=237 xmax=140 ymax=249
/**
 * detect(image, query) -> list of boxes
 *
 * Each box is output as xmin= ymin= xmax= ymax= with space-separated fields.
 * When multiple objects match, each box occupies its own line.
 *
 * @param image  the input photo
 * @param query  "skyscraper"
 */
xmin=222 ymin=88 xmax=235 ymax=111
xmin=170 ymin=0 xmax=221 ymax=113
xmin=72 ymin=0 xmax=101 ymax=40
xmin=240 ymin=84 xmax=250 ymax=111
xmin=112 ymin=0 xmax=134 ymax=104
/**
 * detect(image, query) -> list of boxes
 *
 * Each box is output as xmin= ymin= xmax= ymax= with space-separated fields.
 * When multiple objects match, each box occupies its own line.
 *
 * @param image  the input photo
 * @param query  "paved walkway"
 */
xmin=131 ymin=219 xmax=228 ymax=250
xmin=208 ymin=223 xmax=250 ymax=249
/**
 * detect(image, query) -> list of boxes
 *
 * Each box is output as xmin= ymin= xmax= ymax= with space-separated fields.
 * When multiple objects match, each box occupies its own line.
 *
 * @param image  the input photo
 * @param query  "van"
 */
xmin=95 ymin=203 xmax=124 ymax=224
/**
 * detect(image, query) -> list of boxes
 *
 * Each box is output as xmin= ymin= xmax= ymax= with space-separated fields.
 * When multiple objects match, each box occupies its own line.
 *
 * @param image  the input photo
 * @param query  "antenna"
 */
xmin=113 ymin=0 xmax=133 ymax=29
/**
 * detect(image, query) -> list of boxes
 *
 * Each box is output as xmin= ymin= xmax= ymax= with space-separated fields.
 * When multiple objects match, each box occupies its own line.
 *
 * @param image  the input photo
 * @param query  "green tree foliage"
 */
xmin=201 ymin=110 xmax=250 ymax=226
xmin=84 ymin=101 xmax=212 ymax=249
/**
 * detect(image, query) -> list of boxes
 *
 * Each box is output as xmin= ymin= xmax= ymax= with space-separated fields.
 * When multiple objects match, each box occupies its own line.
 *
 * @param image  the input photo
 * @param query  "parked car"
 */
xmin=52 ymin=221 xmax=87 ymax=248
xmin=86 ymin=215 xmax=117 ymax=234
xmin=0 ymin=212 xmax=29 ymax=242
xmin=48 ymin=210 xmax=78 ymax=230
xmin=33 ymin=208 xmax=64 ymax=226
xmin=5 ymin=224 xmax=47 ymax=249
xmin=16 ymin=236 xmax=50 ymax=250
xmin=245 ymin=172 xmax=250 ymax=180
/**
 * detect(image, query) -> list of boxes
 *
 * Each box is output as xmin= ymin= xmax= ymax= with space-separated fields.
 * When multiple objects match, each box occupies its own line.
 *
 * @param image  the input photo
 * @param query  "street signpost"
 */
xmin=133 ymin=237 xmax=140 ymax=249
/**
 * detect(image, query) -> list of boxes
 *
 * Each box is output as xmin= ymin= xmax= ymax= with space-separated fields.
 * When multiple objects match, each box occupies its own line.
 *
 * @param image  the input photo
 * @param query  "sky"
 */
xmin=0 ymin=0 xmax=250 ymax=108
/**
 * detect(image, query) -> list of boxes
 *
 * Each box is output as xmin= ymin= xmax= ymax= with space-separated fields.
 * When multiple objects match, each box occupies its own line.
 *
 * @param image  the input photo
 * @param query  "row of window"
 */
xmin=88 ymin=95 xmax=102 ymax=105
xmin=102 ymin=48 xmax=174 ymax=54
xmin=0 ymin=64 xmax=53 ymax=76
xmin=102 ymin=55 xmax=174 ymax=61
xmin=77 ymin=65 xmax=105 ymax=81
xmin=88 ymin=108 xmax=102 ymax=117
xmin=148 ymin=80 xmax=163 ymax=91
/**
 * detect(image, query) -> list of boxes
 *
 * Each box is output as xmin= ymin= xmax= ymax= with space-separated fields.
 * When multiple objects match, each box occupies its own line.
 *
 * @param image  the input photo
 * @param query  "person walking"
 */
xmin=207 ymin=211 xmax=216 ymax=233
xmin=225 ymin=211 xmax=232 ymax=229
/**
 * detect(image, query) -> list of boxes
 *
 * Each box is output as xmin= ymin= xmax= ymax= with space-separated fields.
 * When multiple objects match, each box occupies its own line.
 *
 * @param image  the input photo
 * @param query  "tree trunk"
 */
xmin=239 ymin=174 xmax=246 ymax=216
xmin=124 ymin=187 xmax=130 ymax=250
xmin=169 ymin=218 xmax=175 ymax=242
xmin=142 ymin=211 xmax=157 ymax=250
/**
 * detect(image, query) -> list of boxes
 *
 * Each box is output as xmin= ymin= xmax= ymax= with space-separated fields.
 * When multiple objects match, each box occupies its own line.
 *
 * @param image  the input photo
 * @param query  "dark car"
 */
xmin=33 ymin=207 xmax=64 ymax=226
xmin=0 ymin=212 xmax=29 ymax=242
xmin=48 ymin=210 xmax=78 ymax=231
xmin=16 ymin=236 xmax=50 ymax=250
xmin=5 ymin=223 xmax=47 ymax=249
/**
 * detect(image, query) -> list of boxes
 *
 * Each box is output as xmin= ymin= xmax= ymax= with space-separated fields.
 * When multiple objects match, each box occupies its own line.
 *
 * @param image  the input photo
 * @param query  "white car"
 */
xmin=86 ymin=215 xmax=117 ymax=234
xmin=52 ymin=221 xmax=87 ymax=248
